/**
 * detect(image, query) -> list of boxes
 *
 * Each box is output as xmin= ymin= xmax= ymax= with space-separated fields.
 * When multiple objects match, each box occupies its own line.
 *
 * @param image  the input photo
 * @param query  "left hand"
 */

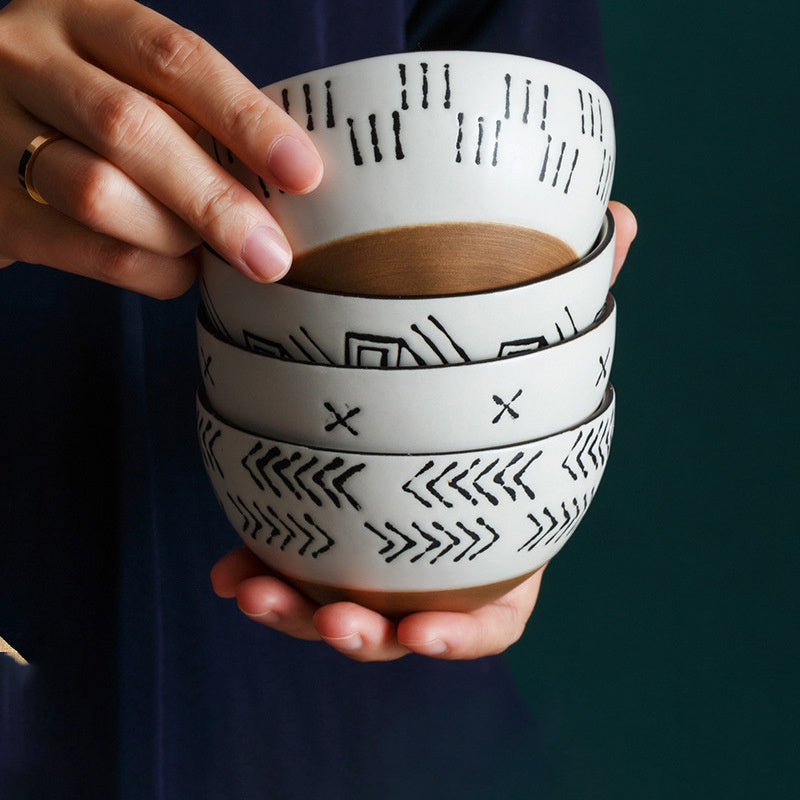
xmin=210 ymin=201 xmax=637 ymax=661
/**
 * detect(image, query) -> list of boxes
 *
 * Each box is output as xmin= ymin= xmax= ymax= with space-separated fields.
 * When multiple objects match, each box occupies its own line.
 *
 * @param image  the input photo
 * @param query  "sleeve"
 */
xmin=405 ymin=0 xmax=611 ymax=93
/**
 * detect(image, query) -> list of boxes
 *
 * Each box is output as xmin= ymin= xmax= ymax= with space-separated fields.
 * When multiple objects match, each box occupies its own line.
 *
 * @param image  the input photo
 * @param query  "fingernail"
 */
xmin=243 ymin=608 xmax=280 ymax=625
xmin=322 ymin=632 xmax=363 ymax=652
xmin=406 ymin=638 xmax=448 ymax=656
xmin=242 ymin=226 xmax=292 ymax=281
xmin=267 ymin=135 xmax=323 ymax=193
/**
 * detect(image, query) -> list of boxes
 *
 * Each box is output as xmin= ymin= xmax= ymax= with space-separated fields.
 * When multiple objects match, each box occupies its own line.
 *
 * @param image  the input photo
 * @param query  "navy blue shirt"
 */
xmin=0 ymin=2 xmax=609 ymax=797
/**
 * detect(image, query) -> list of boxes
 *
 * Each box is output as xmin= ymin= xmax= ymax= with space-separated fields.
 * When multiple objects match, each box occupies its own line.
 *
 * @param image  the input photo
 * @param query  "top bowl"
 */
xmin=200 ymin=209 xmax=615 ymax=366
xmin=202 ymin=51 xmax=615 ymax=294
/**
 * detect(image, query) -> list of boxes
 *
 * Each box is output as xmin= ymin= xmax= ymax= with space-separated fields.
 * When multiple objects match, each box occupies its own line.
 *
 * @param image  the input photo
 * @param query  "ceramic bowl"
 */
xmin=200 ymin=209 xmax=614 ymax=367
xmin=197 ymin=384 xmax=616 ymax=614
xmin=196 ymin=295 xmax=615 ymax=453
xmin=201 ymin=51 xmax=615 ymax=294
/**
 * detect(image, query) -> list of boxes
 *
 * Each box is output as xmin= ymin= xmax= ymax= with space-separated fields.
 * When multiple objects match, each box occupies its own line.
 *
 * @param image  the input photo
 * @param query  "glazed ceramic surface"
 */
xmin=202 ymin=51 xmax=614 ymax=262
xmin=196 ymin=295 xmax=616 ymax=453
xmin=197 ymin=385 xmax=616 ymax=597
xmin=200 ymin=210 xmax=614 ymax=367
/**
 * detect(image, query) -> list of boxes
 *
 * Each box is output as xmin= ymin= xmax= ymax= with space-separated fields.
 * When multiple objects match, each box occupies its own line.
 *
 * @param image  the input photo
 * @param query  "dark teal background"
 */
xmin=505 ymin=2 xmax=799 ymax=797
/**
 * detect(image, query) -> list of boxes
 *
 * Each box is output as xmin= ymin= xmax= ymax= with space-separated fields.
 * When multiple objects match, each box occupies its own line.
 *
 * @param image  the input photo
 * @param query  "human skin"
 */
xmin=0 ymin=0 xmax=638 ymax=662
xmin=0 ymin=0 xmax=323 ymax=289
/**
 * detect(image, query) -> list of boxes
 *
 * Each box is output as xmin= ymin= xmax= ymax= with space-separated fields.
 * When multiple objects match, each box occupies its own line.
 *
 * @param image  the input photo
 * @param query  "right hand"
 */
xmin=0 ymin=0 xmax=323 ymax=298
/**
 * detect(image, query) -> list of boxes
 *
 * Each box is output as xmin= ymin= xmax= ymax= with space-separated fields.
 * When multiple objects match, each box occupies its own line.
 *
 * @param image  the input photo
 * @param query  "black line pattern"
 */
xmin=561 ymin=415 xmax=614 ymax=480
xmin=541 ymin=84 xmax=549 ymax=130
xmin=475 ymin=116 xmax=484 ymax=164
xmin=237 ymin=306 xmax=582 ymax=367
xmin=323 ymin=402 xmax=361 ymax=436
xmin=227 ymin=494 xmax=335 ymax=558
xmin=365 ymin=515 xmax=500 ymax=565
xmin=303 ymin=83 xmax=313 ymax=130
xmin=523 ymin=79 xmax=531 ymax=124
xmin=392 ymin=110 xmax=404 ymax=159
xmin=199 ymin=346 xmax=214 ymax=386
xmin=198 ymin=417 xmax=224 ymax=478
xmin=325 ymin=80 xmax=335 ymax=127
xmin=596 ymin=150 xmax=614 ymax=202
xmin=517 ymin=494 xmax=590 ymax=552
xmin=241 ymin=442 xmax=365 ymax=510
xmin=578 ymin=87 xmax=606 ymax=142
xmin=398 ymin=63 xmax=408 ymax=109
xmin=402 ymin=450 xmax=540 ymax=509
xmin=344 ymin=332 xmax=426 ymax=367
xmin=553 ymin=306 xmax=579 ymax=342
xmin=368 ymin=114 xmax=382 ymax=162
xmin=538 ymin=134 xmax=579 ymax=192
xmin=347 ymin=118 xmax=363 ymax=166
xmin=492 ymin=120 xmax=502 ymax=166
xmin=455 ymin=112 xmax=464 ymax=163
xmin=243 ymin=330 xmax=291 ymax=360
xmin=595 ymin=347 xmax=611 ymax=387
xmin=496 ymin=335 xmax=548 ymax=359
xmin=199 ymin=275 xmax=232 ymax=341
xmin=492 ymin=389 xmax=523 ymax=424
xmin=345 ymin=112 xmax=406 ymax=167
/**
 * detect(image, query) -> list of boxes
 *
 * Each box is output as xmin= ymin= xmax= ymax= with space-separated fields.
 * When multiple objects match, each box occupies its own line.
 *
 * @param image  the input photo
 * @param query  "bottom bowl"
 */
xmin=198 ymin=386 xmax=616 ymax=614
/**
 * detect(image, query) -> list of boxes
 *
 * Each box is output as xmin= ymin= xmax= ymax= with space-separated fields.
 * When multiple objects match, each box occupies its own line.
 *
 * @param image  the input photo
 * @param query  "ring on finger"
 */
xmin=18 ymin=128 xmax=65 ymax=205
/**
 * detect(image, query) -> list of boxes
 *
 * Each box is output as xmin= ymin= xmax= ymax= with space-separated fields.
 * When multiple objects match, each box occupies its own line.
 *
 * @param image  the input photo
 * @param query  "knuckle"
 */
xmin=94 ymin=242 xmax=190 ymax=300
xmin=186 ymin=179 xmax=246 ymax=235
xmin=141 ymin=24 xmax=207 ymax=82
xmin=90 ymin=87 xmax=154 ymax=151
xmin=71 ymin=161 xmax=115 ymax=231
xmin=223 ymin=91 xmax=272 ymax=139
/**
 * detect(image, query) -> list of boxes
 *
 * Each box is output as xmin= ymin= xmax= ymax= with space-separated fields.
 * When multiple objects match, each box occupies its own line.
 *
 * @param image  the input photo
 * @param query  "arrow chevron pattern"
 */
xmin=226 ymin=493 xmax=335 ymax=558
xmin=365 ymin=515 xmax=500 ymax=565
xmin=241 ymin=442 xmax=366 ymax=510
xmin=517 ymin=493 xmax=592 ymax=553
xmin=402 ymin=450 xmax=541 ymax=509
xmin=561 ymin=412 xmax=614 ymax=481
xmin=198 ymin=417 xmax=224 ymax=478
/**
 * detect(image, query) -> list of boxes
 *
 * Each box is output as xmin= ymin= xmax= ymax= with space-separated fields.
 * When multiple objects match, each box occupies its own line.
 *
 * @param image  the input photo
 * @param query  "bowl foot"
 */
xmin=284 ymin=569 xmax=539 ymax=616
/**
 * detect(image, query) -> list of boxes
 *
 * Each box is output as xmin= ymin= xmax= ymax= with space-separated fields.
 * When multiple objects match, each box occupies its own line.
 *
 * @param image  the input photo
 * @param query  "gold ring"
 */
xmin=17 ymin=128 xmax=65 ymax=205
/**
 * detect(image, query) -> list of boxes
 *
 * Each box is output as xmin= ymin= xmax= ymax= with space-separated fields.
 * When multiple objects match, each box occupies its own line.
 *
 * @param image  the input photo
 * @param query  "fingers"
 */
xmin=0 ymin=186 xmax=197 ymax=298
xmin=7 ymin=50 xmax=292 ymax=281
xmin=0 ymin=0 xmax=325 ymax=290
xmin=71 ymin=1 xmax=322 ymax=194
xmin=211 ymin=548 xmax=408 ymax=658
xmin=313 ymin=603 xmax=410 ymax=662
xmin=211 ymin=547 xmax=323 ymax=641
xmin=0 ymin=110 xmax=200 ymax=256
xmin=210 ymin=546 xmax=269 ymax=598
xmin=396 ymin=567 xmax=546 ymax=660
xmin=211 ymin=546 xmax=546 ymax=662
xmin=608 ymin=200 xmax=638 ymax=285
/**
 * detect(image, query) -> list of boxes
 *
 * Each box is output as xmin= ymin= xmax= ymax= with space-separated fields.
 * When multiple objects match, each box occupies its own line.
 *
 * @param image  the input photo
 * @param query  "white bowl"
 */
xmin=200 ymin=209 xmax=614 ymax=366
xmin=196 ymin=295 xmax=616 ymax=453
xmin=201 ymin=51 xmax=614 ymax=293
xmin=197 ymin=384 xmax=616 ymax=613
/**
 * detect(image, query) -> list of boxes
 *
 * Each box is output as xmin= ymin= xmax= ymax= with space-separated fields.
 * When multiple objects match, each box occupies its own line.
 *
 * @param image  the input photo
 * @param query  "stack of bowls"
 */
xmin=195 ymin=52 xmax=618 ymax=614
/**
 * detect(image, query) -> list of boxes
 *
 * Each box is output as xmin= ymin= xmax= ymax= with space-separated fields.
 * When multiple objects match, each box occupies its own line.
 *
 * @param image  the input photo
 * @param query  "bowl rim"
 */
xmin=197 ymin=292 xmax=615 ymax=373
xmin=197 ymin=383 xmax=615 ymax=459
xmin=201 ymin=209 xmax=614 ymax=302
xmin=263 ymin=49 xmax=614 ymax=105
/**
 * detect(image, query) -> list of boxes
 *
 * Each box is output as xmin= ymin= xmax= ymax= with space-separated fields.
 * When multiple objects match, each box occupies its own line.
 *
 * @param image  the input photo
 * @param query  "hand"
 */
xmin=211 ymin=545 xmax=547 ymax=662
xmin=0 ymin=0 xmax=322 ymax=297
xmin=210 ymin=198 xmax=638 ymax=663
